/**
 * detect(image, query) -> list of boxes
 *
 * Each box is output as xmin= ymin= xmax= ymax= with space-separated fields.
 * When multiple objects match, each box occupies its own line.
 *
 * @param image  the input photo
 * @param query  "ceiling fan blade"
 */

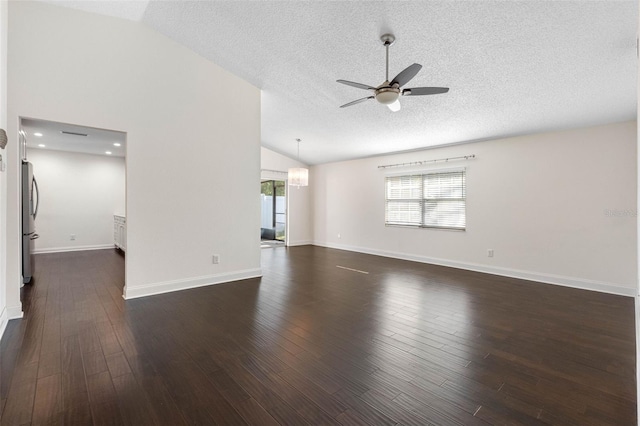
xmin=402 ymin=87 xmax=449 ymax=96
xmin=387 ymin=100 xmax=401 ymax=112
xmin=339 ymin=96 xmax=374 ymax=108
xmin=336 ymin=80 xmax=376 ymax=91
xmin=391 ymin=63 xmax=422 ymax=87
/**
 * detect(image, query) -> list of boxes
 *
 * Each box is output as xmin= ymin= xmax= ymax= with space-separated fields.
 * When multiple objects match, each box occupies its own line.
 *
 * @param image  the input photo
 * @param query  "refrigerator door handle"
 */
xmin=32 ymin=176 xmax=39 ymax=219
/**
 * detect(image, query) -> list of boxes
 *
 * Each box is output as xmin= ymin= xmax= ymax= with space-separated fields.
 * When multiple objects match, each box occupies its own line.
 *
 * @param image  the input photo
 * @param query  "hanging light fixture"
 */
xmin=288 ymin=138 xmax=309 ymax=188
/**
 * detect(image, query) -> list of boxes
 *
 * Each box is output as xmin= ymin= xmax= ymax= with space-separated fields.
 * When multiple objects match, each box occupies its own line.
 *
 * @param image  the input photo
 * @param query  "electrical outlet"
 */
xmin=212 ymin=254 xmax=220 ymax=264
xmin=70 ymin=234 xmax=76 ymax=241
xmin=487 ymin=249 xmax=494 ymax=258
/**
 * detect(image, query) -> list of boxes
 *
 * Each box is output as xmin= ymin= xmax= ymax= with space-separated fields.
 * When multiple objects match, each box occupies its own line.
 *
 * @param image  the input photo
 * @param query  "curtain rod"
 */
xmin=261 ymin=168 xmax=288 ymax=175
xmin=378 ymin=154 xmax=476 ymax=169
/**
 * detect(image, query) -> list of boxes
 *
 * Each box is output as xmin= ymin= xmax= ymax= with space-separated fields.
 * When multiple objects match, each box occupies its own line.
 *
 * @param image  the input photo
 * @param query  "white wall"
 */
xmin=26 ymin=149 xmax=125 ymax=253
xmin=7 ymin=2 xmax=261 ymax=301
xmin=0 ymin=0 xmax=9 ymax=335
xmin=312 ymin=121 xmax=637 ymax=296
xmin=261 ymin=147 xmax=312 ymax=245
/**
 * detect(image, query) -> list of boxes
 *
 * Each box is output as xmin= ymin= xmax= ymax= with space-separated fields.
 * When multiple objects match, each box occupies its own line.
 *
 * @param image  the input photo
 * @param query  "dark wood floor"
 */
xmin=0 ymin=246 xmax=635 ymax=425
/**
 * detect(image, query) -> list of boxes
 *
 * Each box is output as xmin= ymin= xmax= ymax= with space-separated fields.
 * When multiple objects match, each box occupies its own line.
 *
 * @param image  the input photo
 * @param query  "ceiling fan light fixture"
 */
xmin=375 ymin=89 xmax=400 ymax=105
xmin=387 ymin=100 xmax=401 ymax=112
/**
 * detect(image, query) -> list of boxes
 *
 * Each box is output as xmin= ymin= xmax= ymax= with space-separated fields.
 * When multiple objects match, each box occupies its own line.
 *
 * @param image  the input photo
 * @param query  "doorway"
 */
xmin=19 ymin=117 xmax=127 ymax=291
xmin=260 ymin=179 xmax=286 ymax=248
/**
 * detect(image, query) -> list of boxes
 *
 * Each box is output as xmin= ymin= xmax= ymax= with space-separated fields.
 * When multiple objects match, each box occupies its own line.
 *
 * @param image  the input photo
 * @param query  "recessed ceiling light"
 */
xmin=34 ymin=132 xmax=43 ymax=137
xmin=113 ymin=143 xmax=121 ymax=147
xmin=38 ymin=144 xmax=45 ymax=148
xmin=105 ymin=151 xmax=112 ymax=155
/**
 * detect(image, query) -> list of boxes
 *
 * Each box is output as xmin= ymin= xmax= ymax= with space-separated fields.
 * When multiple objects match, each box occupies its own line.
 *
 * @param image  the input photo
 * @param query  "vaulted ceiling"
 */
xmin=42 ymin=1 xmax=637 ymax=164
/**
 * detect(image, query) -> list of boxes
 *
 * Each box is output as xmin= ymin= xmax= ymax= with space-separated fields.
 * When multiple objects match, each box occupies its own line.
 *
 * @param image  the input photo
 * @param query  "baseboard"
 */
xmin=34 ymin=244 xmax=115 ymax=254
xmin=124 ymin=268 xmax=263 ymax=300
xmin=0 ymin=307 xmax=7 ymax=341
xmin=313 ymin=241 xmax=635 ymax=297
xmin=287 ymin=240 xmax=313 ymax=247
xmin=0 ymin=304 xmax=20 ymax=342
xmin=7 ymin=304 xmax=23 ymax=320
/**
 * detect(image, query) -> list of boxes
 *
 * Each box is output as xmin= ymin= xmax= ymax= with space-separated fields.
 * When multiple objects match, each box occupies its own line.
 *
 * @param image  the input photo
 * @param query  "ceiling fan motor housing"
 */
xmin=375 ymin=87 xmax=400 ymax=104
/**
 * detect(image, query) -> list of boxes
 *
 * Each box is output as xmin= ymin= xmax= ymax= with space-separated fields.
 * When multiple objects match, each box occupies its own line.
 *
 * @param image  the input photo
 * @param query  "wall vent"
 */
xmin=60 ymin=131 xmax=88 ymax=137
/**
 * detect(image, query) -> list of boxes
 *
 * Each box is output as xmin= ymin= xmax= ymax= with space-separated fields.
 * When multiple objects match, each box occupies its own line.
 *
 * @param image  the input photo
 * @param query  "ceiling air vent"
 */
xmin=61 ymin=131 xmax=88 ymax=137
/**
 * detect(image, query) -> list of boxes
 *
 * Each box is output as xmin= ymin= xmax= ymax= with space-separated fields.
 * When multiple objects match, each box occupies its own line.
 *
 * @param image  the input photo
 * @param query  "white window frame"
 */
xmin=385 ymin=168 xmax=466 ymax=230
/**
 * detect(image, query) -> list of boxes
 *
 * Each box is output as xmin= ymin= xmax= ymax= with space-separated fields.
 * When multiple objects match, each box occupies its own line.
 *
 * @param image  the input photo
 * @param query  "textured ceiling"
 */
xmin=22 ymin=118 xmax=126 ymax=158
xmin=42 ymin=1 xmax=637 ymax=165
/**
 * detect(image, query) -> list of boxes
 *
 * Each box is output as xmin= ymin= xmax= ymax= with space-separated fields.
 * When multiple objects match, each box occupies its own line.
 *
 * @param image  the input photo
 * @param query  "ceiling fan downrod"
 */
xmin=381 ymin=33 xmax=395 ymax=83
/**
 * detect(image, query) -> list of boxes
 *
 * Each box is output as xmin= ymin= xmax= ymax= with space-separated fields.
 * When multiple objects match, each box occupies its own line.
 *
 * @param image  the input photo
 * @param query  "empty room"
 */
xmin=0 ymin=1 xmax=637 ymax=425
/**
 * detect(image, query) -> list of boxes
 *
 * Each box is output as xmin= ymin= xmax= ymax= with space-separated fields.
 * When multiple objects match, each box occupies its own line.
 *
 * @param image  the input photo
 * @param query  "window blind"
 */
xmin=385 ymin=170 xmax=466 ymax=230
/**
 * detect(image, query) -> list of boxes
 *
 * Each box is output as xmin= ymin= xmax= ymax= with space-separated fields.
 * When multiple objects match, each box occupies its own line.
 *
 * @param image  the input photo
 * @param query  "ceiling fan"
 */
xmin=337 ymin=34 xmax=449 ymax=112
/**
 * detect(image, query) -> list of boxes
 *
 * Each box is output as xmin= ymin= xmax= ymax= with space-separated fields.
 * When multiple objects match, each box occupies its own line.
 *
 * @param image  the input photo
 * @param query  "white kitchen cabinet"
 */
xmin=114 ymin=215 xmax=126 ymax=252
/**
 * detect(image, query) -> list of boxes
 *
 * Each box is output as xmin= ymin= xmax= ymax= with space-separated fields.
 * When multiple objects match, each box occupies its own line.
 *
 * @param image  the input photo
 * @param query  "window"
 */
xmin=385 ymin=170 xmax=466 ymax=230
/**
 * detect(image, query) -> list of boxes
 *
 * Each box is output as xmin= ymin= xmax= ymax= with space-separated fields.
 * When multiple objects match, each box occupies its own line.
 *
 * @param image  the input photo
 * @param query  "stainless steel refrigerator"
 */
xmin=22 ymin=161 xmax=39 ymax=284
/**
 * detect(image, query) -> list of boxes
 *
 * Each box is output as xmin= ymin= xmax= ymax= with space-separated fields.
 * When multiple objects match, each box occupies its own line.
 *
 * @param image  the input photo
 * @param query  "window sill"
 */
xmin=385 ymin=224 xmax=466 ymax=232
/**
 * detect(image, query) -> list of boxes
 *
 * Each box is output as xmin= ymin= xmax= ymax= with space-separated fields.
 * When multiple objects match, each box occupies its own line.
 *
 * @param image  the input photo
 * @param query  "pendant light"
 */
xmin=288 ymin=138 xmax=309 ymax=188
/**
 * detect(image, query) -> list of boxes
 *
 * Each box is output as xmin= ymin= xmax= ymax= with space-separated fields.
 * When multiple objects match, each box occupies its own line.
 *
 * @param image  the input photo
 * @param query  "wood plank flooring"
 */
xmin=0 ymin=246 xmax=635 ymax=425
